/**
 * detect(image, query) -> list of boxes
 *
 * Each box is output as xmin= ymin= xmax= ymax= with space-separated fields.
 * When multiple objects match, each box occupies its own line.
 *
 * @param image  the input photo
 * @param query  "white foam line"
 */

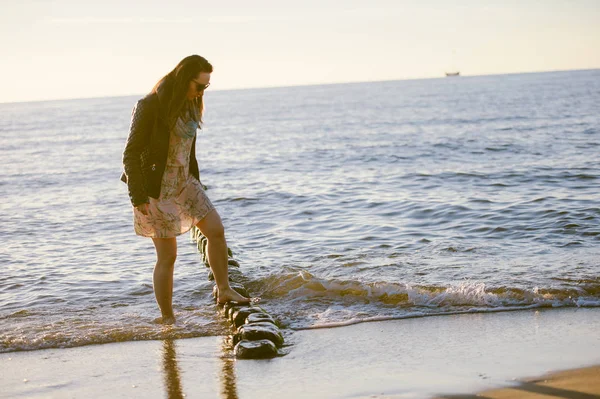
xmin=290 ymin=303 xmax=597 ymax=331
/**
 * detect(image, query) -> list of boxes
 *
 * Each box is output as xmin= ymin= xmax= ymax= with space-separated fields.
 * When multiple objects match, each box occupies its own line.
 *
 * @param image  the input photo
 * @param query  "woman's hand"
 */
xmin=136 ymin=203 xmax=150 ymax=216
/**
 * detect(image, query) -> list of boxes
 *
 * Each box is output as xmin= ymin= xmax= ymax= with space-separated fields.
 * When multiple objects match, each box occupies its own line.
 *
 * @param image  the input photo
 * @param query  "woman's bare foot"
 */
xmin=217 ymin=286 xmax=252 ymax=305
xmin=153 ymin=314 xmax=176 ymax=325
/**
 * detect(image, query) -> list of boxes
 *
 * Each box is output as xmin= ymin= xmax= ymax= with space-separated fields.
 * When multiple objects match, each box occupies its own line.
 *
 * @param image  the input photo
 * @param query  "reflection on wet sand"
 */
xmin=159 ymin=337 xmax=239 ymax=399
xmin=161 ymin=339 xmax=185 ymax=399
xmin=219 ymin=337 xmax=239 ymax=399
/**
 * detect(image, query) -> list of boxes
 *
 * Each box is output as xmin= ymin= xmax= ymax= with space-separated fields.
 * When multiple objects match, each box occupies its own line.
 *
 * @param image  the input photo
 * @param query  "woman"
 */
xmin=121 ymin=55 xmax=251 ymax=325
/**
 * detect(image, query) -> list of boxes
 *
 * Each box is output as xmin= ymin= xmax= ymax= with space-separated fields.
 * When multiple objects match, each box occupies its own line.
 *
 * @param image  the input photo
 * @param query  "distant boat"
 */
xmin=445 ymin=72 xmax=460 ymax=77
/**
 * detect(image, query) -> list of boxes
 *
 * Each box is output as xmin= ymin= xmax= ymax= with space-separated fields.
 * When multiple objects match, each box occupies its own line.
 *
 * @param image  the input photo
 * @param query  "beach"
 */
xmin=3 ymin=71 xmax=600 ymax=355
xmin=1 ymin=0 xmax=600 ymax=395
xmin=1 ymin=71 xmax=599 ymax=397
xmin=2 ymin=307 xmax=599 ymax=398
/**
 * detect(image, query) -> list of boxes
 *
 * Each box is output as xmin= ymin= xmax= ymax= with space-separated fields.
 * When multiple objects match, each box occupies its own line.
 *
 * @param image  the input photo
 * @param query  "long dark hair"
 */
xmin=151 ymin=55 xmax=213 ymax=129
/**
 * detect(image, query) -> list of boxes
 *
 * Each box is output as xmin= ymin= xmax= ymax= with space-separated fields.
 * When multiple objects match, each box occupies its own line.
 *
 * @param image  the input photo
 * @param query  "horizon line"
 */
xmin=1 ymin=67 xmax=598 ymax=106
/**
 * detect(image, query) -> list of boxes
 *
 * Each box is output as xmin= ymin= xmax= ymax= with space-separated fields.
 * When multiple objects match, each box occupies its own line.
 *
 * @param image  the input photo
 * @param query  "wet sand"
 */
xmin=1 ymin=308 xmax=599 ymax=398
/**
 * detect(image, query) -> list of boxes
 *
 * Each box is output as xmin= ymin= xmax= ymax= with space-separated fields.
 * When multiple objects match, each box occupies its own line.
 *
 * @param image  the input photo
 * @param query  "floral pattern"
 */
xmin=132 ymin=104 xmax=215 ymax=238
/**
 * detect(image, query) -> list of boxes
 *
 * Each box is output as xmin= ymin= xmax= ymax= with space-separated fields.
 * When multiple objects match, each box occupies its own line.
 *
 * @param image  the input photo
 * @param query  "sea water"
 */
xmin=1 ymin=69 xmax=599 ymax=352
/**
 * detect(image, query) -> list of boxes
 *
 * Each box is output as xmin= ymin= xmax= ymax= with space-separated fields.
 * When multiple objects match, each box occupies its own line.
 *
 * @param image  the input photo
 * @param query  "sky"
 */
xmin=1 ymin=0 xmax=599 ymax=103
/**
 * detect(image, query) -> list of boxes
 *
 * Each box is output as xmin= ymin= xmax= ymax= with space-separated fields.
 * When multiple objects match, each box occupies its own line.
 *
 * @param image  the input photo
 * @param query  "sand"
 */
xmin=1 ymin=307 xmax=599 ymax=398
xmin=440 ymin=365 xmax=600 ymax=399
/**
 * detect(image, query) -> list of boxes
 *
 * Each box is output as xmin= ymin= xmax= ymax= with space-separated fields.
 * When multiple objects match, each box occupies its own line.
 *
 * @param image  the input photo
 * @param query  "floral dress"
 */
xmin=133 ymin=104 xmax=215 ymax=238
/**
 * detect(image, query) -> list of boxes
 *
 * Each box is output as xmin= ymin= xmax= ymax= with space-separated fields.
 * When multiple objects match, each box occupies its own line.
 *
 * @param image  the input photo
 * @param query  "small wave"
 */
xmin=128 ymin=284 xmax=154 ymax=296
xmin=485 ymin=146 xmax=512 ymax=152
xmin=253 ymin=271 xmax=600 ymax=310
xmin=570 ymin=174 xmax=597 ymax=180
xmin=0 ymin=310 xmax=228 ymax=354
xmin=3 ymin=309 xmax=36 ymax=319
xmin=223 ymin=196 xmax=260 ymax=202
xmin=247 ymin=271 xmax=600 ymax=331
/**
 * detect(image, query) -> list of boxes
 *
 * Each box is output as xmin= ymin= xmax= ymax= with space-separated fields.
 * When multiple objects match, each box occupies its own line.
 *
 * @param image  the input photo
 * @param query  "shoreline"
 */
xmin=1 ymin=307 xmax=599 ymax=398
xmin=291 ymin=303 xmax=552 ymax=331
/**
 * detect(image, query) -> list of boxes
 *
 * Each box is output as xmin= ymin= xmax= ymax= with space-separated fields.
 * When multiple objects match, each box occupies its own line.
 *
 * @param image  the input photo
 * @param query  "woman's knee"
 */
xmin=206 ymin=222 xmax=225 ymax=243
xmin=157 ymin=252 xmax=177 ymax=267
xmin=152 ymin=238 xmax=177 ymax=266
xmin=196 ymin=210 xmax=226 ymax=241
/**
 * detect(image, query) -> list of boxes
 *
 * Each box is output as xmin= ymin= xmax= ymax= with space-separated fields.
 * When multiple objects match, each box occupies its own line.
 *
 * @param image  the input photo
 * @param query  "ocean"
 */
xmin=1 ymin=69 xmax=599 ymax=353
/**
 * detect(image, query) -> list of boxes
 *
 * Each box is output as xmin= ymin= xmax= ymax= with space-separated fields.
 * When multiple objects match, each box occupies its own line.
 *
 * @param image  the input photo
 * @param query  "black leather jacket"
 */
xmin=120 ymin=93 xmax=200 ymax=207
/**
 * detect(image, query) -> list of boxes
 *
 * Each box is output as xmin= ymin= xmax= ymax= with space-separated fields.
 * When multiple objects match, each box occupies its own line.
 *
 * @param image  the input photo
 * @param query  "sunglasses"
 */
xmin=192 ymin=79 xmax=210 ymax=92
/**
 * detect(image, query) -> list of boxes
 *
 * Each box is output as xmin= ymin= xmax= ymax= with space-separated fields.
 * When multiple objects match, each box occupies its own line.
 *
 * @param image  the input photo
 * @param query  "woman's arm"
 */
xmin=122 ymin=98 xmax=154 ymax=207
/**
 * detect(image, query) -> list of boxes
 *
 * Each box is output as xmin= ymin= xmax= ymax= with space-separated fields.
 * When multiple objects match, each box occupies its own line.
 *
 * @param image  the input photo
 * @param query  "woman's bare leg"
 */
xmin=151 ymin=237 xmax=177 ymax=324
xmin=195 ymin=209 xmax=250 ymax=304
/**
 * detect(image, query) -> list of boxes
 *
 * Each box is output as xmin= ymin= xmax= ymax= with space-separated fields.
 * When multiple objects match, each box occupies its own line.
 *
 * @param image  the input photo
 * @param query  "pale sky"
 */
xmin=1 ymin=0 xmax=599 ymax=103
